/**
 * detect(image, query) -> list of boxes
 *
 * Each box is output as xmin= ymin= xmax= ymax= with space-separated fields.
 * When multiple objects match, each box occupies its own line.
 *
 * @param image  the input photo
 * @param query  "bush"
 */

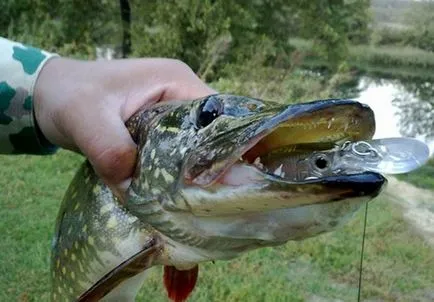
xmin=0 ymin=0 xmax=119 ymax=58
xmin=371 ymin=26 xmax=408 ymax=47
xmin=350 ymin=45 xmax=434 ymax=70
xmin=403 ymin=1 xmax=434 ymax=52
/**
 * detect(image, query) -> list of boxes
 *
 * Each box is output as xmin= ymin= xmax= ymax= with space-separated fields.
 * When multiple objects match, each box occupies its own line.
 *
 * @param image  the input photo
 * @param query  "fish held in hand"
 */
xmin=51 ymin=95 xmax=427 ymax=301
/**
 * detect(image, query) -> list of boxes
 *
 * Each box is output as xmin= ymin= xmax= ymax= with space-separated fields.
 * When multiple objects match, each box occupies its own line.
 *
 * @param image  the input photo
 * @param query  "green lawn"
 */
xmin=1 ymin=151 xmax=433 ymax=301
xmin=396 ymin=158 xmax=434 ymax=190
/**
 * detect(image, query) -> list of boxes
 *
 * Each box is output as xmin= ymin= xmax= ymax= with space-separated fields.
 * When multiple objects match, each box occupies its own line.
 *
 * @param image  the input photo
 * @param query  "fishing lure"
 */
xmin=260 ymin=138 xmax=430 ymax=181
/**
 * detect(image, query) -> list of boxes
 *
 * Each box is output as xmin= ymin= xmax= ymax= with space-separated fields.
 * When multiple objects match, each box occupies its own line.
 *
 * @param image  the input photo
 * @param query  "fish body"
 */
xmin=51 ymin=95 xmax=386 ymax=301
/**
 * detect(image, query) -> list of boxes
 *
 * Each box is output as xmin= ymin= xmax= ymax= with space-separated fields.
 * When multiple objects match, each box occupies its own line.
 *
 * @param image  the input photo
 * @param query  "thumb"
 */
xmin=74 ymin=112 xmax=137 ymax=194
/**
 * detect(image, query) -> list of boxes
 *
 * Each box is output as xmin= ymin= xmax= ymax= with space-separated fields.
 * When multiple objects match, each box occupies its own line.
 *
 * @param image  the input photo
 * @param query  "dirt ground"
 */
xmin=384 ymin=177 xmax=434 ymax=247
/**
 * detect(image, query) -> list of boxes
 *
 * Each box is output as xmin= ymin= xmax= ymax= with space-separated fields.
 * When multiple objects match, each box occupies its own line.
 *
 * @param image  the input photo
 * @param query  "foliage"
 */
xmin=130 ymin=0 xmax=258 ymax=79
xmin=370 ymin=0 xmax=414 ymax=26
xmin=211 ymin=63 xmax=354 ymax=105
xmin=0 ymin=0 xmax=120 ymax=58
xmin=392 ymin=79 xmax=434 ymax=141
xmin=295 ymin=0 xmax=371 ymax=65
xmin=403 ymin=1 xmax=434 ymax=52
xmin=290 ymin=38 xmax=434 ymax=80
xmin=370 ymin=1 xmax=434 ymax=53
xmin=350 ymin=45 xmax=434 ymax=70
xmin=370 ymin=26 xmax=409 ymax=46
xmin=131 ymin=0 xmax=371 ymax=77
xmin=211 ymin=65 xmax=326 ymax=104
xmin=1 ymin=1 xmax=372 ymax=77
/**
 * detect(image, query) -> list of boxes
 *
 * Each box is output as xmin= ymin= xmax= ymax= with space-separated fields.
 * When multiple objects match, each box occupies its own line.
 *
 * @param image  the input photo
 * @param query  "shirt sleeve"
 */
xmin=0 ymin=37 xmax=59 ymax=155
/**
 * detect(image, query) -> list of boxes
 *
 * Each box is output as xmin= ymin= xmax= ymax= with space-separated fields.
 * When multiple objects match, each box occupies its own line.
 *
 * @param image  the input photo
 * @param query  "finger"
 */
xmin=72 ymin=111 xmax=137 ymax=191
xmin=106 ymin=59 xmax=217 ymax=120
xmin=156 ymin=60 xmax=217 ymax=102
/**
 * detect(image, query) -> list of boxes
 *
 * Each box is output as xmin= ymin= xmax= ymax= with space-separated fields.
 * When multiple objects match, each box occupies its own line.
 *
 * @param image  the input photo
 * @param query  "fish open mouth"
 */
xmin=191 ymin=100 xmax=376 ymax=187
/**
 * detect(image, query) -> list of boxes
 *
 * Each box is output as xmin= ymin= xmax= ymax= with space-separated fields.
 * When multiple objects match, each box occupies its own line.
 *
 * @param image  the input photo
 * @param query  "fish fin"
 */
xmin=164 ymin=265 xmax=199 ymax=302
xmin=77 ymin=237 xmax=163 ymax=302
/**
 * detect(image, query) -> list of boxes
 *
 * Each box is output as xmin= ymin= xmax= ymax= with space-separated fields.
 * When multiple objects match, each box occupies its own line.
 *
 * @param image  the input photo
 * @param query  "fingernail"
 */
xmin=109 ymin=178 xmax=132 ymax=204
xmin=118 ymin=178 xmax=132 ymax=192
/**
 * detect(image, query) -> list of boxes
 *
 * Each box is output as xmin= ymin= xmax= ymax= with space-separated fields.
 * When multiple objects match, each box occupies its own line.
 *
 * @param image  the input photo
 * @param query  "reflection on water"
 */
xmin=355 ymin=77 xmax=434 ymax=155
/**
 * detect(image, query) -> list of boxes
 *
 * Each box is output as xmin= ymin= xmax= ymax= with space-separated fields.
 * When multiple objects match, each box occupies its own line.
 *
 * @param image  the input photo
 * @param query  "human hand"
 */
xmin=34 ymin=58 xmax=215 ymax=195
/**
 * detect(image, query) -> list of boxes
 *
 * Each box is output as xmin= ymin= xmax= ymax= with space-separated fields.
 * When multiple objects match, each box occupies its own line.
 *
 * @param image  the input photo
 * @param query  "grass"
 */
xmin=1 ymin=151 xmax=433 ymax=301
xmin=396 ymin=158 xmax=434 ymax=190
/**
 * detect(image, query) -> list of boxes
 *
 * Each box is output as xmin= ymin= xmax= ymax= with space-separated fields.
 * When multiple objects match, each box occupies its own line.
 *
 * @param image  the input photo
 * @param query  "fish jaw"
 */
xmin=179 ymin=96 xmax=383 ymax=215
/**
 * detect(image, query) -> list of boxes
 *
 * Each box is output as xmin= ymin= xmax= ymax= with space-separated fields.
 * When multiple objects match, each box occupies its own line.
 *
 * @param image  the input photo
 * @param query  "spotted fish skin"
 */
xmin=51 ymin=101 xmax=183 ymax=301
xmin=51 ymin=101 xmax=187 ymax=301
xmin=51 ymin=162 xmax=155 ymax=301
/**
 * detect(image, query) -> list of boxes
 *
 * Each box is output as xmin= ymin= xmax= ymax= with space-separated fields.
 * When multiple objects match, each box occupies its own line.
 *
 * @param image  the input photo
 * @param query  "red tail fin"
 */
xmin=163 ymin=265 xmax=199 ymax=302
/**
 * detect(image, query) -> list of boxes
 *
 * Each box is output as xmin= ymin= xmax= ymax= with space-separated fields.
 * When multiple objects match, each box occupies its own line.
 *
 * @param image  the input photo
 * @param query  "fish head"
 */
xmin=126 ymin=94 xmax=386 ymax=258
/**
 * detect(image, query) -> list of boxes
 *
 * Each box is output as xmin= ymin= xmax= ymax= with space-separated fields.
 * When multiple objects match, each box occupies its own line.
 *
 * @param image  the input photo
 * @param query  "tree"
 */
xmin=119 ymin=0 xmax=132 ymax=58
xmin=1 ymin=0 xmax=372 ymax=71
xmin=130 ymin=0 xmax=372 ymax=76
xmin=392 ymin=78 xmax=434 ymax=139
xmin=0 ymin=0 xmax=120 ymax=58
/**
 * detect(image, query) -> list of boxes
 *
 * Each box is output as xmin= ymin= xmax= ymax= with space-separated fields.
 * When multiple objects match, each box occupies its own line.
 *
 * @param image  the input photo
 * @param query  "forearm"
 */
xmin=0 ymin=37 xmax=58 ymax=154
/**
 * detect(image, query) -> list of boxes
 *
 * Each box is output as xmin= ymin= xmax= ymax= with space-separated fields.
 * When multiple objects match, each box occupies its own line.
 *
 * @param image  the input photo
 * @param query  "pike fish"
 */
xmin=51 ymin=95 xmax=386 ymax=301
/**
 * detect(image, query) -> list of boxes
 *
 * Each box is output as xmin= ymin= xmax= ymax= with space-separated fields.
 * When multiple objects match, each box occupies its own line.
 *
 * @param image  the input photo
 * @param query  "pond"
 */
xmin=351 ymin=76 xmax=434 ymax=155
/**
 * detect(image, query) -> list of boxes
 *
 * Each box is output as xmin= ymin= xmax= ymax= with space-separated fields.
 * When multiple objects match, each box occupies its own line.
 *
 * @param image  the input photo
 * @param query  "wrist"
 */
xmin=33 ymin=57 xmax=100 ymax=152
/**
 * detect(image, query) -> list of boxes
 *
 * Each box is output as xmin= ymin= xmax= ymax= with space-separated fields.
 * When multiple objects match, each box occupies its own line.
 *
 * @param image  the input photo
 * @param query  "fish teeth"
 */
xmin=273 ymin=164 xmax=283 ymax=176
xmin=253 ymin=157 xmax=264 ymax=169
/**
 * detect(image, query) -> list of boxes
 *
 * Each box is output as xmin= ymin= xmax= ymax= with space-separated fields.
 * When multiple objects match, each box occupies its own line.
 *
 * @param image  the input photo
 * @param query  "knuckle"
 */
xmin=92 ymin=144 xmax=137 ymax=183
xmin=168 ymin=59 xmax=194 ymax=74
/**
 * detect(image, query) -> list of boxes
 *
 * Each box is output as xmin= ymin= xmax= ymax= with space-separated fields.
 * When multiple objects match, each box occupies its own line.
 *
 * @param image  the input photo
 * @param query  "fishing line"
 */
xmin=357 ymin=202 xmax=369 ymax=302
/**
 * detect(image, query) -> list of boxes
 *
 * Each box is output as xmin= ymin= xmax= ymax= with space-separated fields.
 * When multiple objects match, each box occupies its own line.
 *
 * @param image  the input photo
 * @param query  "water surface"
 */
xmin=356 ymin=77 xmax=434 ymax=155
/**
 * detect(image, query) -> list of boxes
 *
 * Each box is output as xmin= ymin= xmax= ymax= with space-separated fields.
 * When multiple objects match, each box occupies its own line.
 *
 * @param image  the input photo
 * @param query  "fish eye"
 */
xmin=197 ymin=96 xmax=224 ymax=128
xmin=314 ymin=155 xmax=330 ymax=171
